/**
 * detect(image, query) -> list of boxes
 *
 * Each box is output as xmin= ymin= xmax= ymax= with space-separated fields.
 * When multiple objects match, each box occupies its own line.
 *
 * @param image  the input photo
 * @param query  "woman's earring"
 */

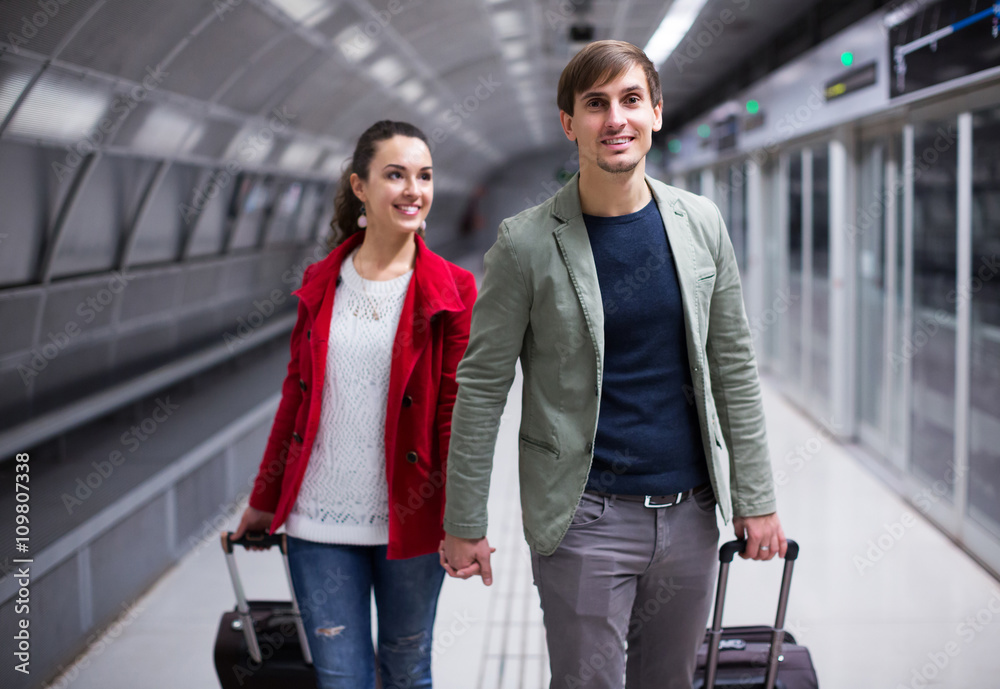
xmin=420 ymin=220 xmax=427 ymax=230
xmin=357 ymin=204 xmax=367 ymax=228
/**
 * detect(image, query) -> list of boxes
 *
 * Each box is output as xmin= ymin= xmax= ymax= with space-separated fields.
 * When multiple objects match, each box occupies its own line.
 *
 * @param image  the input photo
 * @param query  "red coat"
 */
xmin=249 ymin=232 xmax=477 ymax=559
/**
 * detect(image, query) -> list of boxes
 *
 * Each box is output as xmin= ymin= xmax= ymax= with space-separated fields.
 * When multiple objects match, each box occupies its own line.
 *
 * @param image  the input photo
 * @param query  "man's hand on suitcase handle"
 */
xmin=234 ymin=506 xmax=276 ymax=551
xmin=732 ymin=512 xmax=787 ymax=561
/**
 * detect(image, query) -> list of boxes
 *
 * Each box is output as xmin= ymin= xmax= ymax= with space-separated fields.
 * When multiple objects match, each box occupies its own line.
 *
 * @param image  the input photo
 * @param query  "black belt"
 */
xmin=589 ymin=483 xmax=710 ymax=509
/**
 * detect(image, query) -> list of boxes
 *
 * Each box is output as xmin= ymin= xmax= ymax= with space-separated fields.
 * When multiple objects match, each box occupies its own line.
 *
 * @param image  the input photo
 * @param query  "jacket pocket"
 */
xmin=696 ymin=268 xmax=717 ymax=286
xmin=519 ymin=434 xmax=559 ymax=458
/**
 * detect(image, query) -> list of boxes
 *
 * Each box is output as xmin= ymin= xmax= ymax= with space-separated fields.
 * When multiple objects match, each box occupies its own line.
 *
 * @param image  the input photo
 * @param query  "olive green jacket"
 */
xmin=443 ymin=172 xmax=776 ymax=556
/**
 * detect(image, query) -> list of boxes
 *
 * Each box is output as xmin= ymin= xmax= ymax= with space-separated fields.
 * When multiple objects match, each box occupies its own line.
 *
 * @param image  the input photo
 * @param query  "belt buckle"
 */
xmin=644 ymin=492 xmax=683 ymax=508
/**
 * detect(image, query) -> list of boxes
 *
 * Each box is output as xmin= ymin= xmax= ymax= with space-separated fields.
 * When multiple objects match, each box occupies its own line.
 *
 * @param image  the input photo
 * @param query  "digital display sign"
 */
xmin=889 ymin=0 xmax=1000 ymax=98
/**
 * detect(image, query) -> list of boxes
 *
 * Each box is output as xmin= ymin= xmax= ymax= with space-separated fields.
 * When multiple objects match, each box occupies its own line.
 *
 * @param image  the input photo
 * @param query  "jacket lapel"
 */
xmin=384 ymin=236 xmax=466 ymax=457
xmin=390 ymin=235 xmax=465 ymax=385
xmin=551 ymin=175 xmax=605 ymax=365
xmin=647 ymin=177 xmax=701 ymax=343
xmin=549 ymin=173 xmax=703 ymax=368
xmin=291 ymin=233 xmax=362 ymax=425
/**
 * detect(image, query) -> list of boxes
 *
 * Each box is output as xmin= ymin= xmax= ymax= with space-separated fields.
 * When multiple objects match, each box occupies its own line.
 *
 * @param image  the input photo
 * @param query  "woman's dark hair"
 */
xmin=328 ymin=120 xmax=431 ymax=250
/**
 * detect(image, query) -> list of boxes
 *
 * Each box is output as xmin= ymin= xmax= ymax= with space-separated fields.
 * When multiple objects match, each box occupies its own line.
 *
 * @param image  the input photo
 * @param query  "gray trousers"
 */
xmin=530 ymin=485 xmax=720 ymax=689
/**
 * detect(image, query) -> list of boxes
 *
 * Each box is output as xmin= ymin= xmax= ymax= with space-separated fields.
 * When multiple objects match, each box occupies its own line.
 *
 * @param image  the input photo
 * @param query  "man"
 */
xmin=440 ymin=40 xmax=787 ymax=689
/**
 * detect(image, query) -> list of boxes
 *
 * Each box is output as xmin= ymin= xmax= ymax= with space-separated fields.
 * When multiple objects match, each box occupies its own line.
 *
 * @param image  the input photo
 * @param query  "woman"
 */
xmin=234 ymin=120 xmax=477 ymax=689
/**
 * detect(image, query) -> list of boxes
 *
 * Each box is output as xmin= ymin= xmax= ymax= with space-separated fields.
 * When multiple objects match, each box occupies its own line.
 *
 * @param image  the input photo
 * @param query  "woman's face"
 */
xmin=351 ymin=135 xmax=433 ymax=237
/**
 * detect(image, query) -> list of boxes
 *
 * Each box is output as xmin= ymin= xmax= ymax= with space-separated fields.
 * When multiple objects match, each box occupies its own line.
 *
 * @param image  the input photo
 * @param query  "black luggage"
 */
xmin=214 ymin=531 xmax=317 ymax=689
xmin=693 ymin=539 xmax=819 ymax=689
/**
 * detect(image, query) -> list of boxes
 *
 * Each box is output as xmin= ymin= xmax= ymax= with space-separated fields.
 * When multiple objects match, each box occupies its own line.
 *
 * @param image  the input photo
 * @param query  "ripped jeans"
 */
xmin=286 ymin=536 xmax=446 ymax=689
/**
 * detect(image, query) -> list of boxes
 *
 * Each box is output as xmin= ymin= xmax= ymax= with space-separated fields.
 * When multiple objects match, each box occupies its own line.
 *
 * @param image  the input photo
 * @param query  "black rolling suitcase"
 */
xmin=214 ymin=531 xmax=317 ymax=689
xmin=693 ymin=539 xmax=819 ymax=689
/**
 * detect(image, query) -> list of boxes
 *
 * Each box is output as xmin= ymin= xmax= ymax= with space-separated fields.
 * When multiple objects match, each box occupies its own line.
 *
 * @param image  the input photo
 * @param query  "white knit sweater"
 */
xmin=284 ymin=249 xmax=412 ymax=545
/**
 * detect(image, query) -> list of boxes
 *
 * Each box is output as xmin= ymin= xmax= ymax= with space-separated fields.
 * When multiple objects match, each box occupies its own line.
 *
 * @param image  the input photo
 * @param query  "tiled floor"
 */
xmin=51 ymin=372 xmax=1000 ymax=688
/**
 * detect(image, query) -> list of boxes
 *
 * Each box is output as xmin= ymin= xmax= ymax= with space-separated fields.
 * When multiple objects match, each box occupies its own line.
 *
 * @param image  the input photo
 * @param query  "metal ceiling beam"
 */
xmin=38 ymin=152 xmax=102 ymax=284
xmin=119 ymin=160 xmax=173 ymax=270
xmin=0 ymin=0 xmax=107 ymax=140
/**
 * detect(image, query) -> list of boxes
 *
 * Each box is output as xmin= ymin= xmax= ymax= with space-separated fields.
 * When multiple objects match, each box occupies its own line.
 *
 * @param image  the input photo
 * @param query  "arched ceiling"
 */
xmin=0 ymin=0 xmax=828 ymax=193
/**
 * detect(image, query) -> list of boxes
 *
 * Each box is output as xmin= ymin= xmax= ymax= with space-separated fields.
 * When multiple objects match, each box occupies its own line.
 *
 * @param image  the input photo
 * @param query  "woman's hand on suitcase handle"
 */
xmin=234 ymin=506 xmax=275 ymax=551
xmin=732 ymin=512 xmax=787 ymax=561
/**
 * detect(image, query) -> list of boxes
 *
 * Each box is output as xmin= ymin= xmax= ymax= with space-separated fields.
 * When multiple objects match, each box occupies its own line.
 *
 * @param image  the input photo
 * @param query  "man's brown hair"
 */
xmin=557 ymin=40 xmax=662 ymax=116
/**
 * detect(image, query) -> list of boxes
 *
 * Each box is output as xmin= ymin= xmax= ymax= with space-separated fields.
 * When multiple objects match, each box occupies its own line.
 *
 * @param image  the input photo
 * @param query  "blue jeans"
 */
xmin=286 ymin=536 xmax=446 ymax=689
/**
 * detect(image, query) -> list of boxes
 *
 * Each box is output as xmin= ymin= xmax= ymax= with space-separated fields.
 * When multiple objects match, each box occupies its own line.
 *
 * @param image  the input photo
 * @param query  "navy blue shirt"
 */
xmin=583 ymin=198 xmax=709 ymax=495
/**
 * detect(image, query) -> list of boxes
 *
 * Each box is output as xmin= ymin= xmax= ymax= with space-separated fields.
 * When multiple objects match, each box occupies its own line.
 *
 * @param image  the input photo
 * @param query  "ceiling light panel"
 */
xmin=416 ymin=96 xmax=440 ymax=115
xmin=279 ymin=138 xmax=324 ymax=169
xmin=368 ymin=55 xmax=406 ymax=87
xmin=5 ymin=69 xmax=110 ymax=142
xmin=268 ymin=0 xmax=333 ymax=26
xmin=334 ymin=23 xmax=379 ymax=62
xmin=508 ymin=60 xmax=531 ymax=76
xmin=501 ymin=41 xmax=528 ymax=61
xmin=128 ymin=105 xmax=203 ymax=155
xmin=398 ymin=79 xmax=425 ymax=104
xmin=491 ymin=10 xmax=527 ymax=40
xmin=644 ymin=0 xmax=711 ymax=67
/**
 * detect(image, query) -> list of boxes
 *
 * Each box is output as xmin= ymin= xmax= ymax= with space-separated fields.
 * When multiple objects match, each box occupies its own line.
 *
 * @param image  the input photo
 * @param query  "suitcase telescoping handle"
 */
xmin=220 ymin=531 xmax=313 ymax=666
xmin=703 ymin=538 xmax=800 ymax=689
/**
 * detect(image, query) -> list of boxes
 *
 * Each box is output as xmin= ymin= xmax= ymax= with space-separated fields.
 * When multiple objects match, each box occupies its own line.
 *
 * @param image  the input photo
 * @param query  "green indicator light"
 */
xmin=746 ymin=100 xmax=759 ymax=115
xmin=697 ymin=124 xmax=711 ymax=138
xmin=668 ymin=139 xmax=682 ymax=153
xmin=841 ymin=51 xmax=854 ymax=67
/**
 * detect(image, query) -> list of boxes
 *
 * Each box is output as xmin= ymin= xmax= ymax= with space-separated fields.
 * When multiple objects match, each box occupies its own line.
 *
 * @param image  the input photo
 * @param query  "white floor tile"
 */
xmin=49 ymin=376 xmax=1000 ymax=688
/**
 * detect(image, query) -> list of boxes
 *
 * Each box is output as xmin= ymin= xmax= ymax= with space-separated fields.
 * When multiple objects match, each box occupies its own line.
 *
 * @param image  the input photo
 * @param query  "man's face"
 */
xmin=560 ymin=63 xmax=663 ymax=175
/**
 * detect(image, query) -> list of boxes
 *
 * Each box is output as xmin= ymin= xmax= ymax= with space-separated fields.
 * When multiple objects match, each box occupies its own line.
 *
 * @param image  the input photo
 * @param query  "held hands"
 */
xmin=233 ymin=506 xmax=275 ymax=551
xmin=733 ymin=512 xmax=787 ymax=561
xmin=439 ymin=533 xmax=496 ymax=586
